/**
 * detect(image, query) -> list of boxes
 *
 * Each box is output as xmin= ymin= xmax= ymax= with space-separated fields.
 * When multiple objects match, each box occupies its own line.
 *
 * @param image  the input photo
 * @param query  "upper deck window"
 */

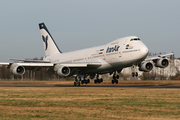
xmin=130 ymin=38 xmax=140 ymax=41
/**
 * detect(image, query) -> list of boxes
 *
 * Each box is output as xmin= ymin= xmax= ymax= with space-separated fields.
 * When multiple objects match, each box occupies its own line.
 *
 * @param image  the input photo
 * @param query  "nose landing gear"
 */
xmin=132 ymin=72 xmax=138 ymax=77
xmin=131 ymin=65 xmax=138 ymax=78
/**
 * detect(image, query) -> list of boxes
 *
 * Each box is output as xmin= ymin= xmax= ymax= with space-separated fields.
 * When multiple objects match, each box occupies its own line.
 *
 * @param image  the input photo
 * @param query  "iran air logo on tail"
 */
xmin=42 ymin=35 xmax=48 ymax=50
xmin=106 ymin=45 xmax=120 ymax=53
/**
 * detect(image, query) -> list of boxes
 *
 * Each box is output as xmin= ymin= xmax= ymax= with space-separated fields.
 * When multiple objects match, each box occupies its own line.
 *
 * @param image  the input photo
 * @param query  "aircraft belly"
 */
xmin=99 ymin=57 xmax=144 ymax=73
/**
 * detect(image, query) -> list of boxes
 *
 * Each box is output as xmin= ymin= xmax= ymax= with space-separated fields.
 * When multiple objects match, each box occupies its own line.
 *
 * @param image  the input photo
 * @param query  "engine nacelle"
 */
xmin=155 ymin=58 xmax=169 ymax=68
xmin=139 ymin=62 xmax=153 ymax=72
xmin=54 ymin=64 xmax=70 ymax=76
xmin=10 ymin=64 xmax=25 ymax=75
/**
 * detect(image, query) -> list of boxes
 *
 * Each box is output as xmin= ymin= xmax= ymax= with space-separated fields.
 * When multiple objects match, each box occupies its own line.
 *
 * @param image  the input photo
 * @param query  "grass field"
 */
xmin=1 ymin=80 xmax=180 ymax=86
xmin=0 ymin=81 xmax=180 ymax=119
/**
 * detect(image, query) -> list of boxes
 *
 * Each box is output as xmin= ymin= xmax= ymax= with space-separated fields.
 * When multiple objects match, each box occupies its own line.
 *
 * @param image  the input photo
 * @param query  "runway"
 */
xmin=0 ymin=84 xmax=180 ymax=88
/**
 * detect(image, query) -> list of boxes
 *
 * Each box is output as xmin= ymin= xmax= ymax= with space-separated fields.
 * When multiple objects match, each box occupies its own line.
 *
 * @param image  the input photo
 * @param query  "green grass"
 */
xmin=0 ymin=87 xmax=180 ymax=119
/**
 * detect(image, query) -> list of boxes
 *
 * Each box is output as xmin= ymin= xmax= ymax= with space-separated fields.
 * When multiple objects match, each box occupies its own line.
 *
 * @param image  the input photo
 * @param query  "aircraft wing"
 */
xmin=0 ymin=61 xmax=102 ymax=76
xmin=0 ymin=62 xmax=102 ymax=68
xmin=145 ymin=52 xmax=174 ymax=61
xmin=0 ymin=62 xmax=10 ymax=66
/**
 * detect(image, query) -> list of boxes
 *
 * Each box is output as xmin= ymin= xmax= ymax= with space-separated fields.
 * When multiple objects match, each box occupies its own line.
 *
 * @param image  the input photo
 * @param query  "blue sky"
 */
xmin=0 ymin=0 xmax=180 ymax=61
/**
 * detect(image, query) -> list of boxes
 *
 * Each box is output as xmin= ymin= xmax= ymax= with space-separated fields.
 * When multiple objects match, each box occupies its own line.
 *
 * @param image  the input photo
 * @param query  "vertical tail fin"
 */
xmin=39 ymin=23 xmax=62 ymax=56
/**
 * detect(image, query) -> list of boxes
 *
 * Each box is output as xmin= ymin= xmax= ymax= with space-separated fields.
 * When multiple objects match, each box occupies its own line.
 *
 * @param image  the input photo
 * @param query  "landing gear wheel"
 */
xmin=112 ymin=79 xmax=118 ymax=84
xmin=113 ymin=75 xmax=116 ymax=80
xmin=132 ymin=72 xmax=138 ymax=77
xmin=94 ymin=80 xmax=97 ymax=84
xmin=94 ymin=74 xmax=103 ymax=84
xmin=98 ymin=79 xmax=101 ymax=83
xmin=74 ymin=76 xmax=81 ymax=86
xmin=132 ymin=72 xmax=135 ymax=77
xmin=115 ymin=80 xmax=118 ymax=84
xmin=77 ymin=82 xmax=80 ymax=86
xmin=116 ymin=75 xmax=119 ymax=79
xmin=112 ymin=72 xmax=119 ymax=84
xmin=81 ymin=80 xmax=84 ymax=84
xmin=87 ymin=79 xmax=90 ymax=83
xmin=80 ymin=76 xmax=90 ymax=85
xmin=112 ymin=80 xmax=114 ymax=84
xmin=100 ymin=78 xmax=103 ymax=83
xmin=135 ymin=72 xmax=138 ymax=77
xmin=74 ymin=82 xmax=76 ymax=86
xmin=74 ymin=81 xmax=80 ymax=86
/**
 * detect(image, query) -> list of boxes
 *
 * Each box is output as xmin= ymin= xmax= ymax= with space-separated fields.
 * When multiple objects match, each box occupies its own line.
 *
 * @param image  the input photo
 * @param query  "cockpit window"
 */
xmin=130 ymin=38 xmax=140 ymax=41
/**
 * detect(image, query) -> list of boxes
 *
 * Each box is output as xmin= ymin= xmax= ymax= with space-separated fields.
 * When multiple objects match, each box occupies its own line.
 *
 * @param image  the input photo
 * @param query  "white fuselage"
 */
xmin=44 ymin=36 xmax=148 ymax=74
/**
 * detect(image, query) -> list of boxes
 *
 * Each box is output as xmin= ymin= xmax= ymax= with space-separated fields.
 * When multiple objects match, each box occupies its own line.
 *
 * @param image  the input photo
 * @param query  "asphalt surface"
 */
xmin=0 ymin=84 xmax=180 ymax=88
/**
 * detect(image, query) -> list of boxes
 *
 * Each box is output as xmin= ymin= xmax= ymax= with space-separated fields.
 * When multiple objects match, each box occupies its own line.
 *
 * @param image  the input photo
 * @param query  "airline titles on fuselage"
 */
xmin=91 ymin=45 xmax=120 ymax=57
xmin=106 ymin=45 xmax=120 ymax=53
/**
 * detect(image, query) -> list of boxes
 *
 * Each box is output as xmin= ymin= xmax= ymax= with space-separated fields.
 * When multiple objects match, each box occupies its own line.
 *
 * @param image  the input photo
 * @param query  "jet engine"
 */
xmin=155 ymin=58 xmax=169 ymax=68
xmin=54 ymin=64 xmax=70 ymax=76
xmin=139 ymin=62 xmax=153 ymax=72
xmin=10 ymin=64 xmax=25 ymax=75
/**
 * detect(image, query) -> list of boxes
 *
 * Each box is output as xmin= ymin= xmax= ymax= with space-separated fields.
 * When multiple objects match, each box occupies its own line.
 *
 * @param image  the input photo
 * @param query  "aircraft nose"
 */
xmin=141 ymin=45 xmax=148 ymax=57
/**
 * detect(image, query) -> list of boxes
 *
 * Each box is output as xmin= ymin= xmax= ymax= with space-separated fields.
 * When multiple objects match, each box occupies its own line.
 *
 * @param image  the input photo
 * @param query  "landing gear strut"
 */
xmin=112 ymin=73 xmax=119 ymax=84
xmin=74 ymin=76 xmax=80 ymax=86
xmin=94 ymin=74 xmax=103 ymax=84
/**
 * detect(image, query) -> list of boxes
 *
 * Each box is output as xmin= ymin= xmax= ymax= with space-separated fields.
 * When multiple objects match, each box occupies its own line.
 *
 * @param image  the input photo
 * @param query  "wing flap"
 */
xmin=59 ymin=62 xmax=102 ymax=67
xmin=9 ymin=59 xmax=50 ymax=63
xmin=15 ymin=63 xmax=54 ymax=67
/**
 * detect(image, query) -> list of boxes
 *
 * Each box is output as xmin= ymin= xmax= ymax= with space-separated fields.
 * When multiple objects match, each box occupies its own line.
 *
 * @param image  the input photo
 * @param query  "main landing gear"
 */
xmin=94 ymin=74 xmax=103 ymax=84
xmin=112 ymin=73 xmax=119 ymax=84
xmin=74 ymin=76 xmax=80 ymax=86
xmin=74 ymin=76 xmax=90 ymax=86
xmin=81 ymin=77 xmax=90 ymax=84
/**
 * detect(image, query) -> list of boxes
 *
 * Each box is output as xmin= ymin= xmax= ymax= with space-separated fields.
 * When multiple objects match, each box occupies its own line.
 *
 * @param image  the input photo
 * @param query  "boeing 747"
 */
xmin=0 ymin=23 xmax=173 ymax=86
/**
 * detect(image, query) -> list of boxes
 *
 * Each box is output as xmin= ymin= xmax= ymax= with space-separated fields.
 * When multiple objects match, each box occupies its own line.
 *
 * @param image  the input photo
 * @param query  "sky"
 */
xmin=0 ymin=0 xmax=180 ymax=62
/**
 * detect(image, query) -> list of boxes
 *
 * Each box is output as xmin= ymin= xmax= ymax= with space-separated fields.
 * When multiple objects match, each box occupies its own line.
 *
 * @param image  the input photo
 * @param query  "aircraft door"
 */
xmin=123 ymin=41 xmax=133 ymax=60
xmin=105 ymin=44 xmax=120 ymax=63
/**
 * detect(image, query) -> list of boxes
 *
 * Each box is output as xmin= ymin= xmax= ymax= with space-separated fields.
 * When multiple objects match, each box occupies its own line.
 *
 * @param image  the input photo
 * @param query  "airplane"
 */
xmin=0 ymin=23 xmax=173 ymax=86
